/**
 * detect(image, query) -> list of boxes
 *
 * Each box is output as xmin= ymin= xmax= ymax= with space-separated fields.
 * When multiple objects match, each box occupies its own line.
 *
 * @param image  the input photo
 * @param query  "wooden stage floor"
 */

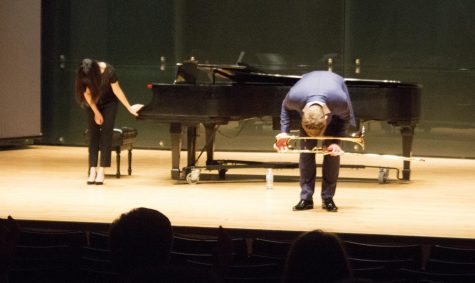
xmin=1 ymin=145 xmax=474 ymax=241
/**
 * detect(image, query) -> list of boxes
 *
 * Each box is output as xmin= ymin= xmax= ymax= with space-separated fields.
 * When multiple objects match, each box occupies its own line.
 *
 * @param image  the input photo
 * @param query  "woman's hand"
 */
xmin=128 ymin=104 xmax=144 ymax=116
xmin=110 ymin=82 xmax=143 ymax=117
xmin=94 ymin=112 xmax=104 ymax=125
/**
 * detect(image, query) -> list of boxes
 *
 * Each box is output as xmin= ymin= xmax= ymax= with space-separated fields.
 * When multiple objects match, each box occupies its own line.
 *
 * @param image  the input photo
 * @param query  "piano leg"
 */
xmin=170 ymin=123 xmax=182 ymax=179
xmin=187 ymin=125 xmax=198 ymax=168
xmin=204 ymin=123 xmax=217 ymax=165
xmin=400 ymin=125 xmax=415 ymax=180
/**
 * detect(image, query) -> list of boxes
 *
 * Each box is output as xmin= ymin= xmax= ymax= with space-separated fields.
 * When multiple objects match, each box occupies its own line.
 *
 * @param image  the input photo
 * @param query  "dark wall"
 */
xmin=40 ymin=0 xmax=475 ymax=158
xmin=345 ymin=0 xmax=475 ymax=126
xmin=179 ymin=0 xmax=345 ymax=70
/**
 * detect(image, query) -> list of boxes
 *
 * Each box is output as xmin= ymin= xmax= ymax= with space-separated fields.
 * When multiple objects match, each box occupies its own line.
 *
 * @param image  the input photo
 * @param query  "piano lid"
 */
xmin=174 ymin=59 xmax=300 ymax=85
xmin=173 ymin=60 xmax=420 ymax=89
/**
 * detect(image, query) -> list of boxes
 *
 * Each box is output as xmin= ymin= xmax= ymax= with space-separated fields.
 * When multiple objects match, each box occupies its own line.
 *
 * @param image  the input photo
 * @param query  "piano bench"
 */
xmin=84 ymin=127 xmax=138 ymax=178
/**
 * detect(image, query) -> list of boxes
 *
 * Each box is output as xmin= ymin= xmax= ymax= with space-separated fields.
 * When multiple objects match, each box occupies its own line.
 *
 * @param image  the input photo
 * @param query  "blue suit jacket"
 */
xmin=280 ymin=71 xmax=356 ymax=133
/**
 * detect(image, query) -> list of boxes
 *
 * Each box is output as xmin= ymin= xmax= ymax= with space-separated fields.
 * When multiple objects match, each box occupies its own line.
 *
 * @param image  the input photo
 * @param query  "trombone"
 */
xmin=281 ymin=127 xmax=366 ymax=151
xmin=276 ymin=126 xmax=425 ymax=162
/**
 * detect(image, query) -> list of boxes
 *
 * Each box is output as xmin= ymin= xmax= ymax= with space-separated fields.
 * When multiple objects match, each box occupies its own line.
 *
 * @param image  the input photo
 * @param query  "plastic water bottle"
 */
xmin=266 ymin=168 xmax=273 ymax=190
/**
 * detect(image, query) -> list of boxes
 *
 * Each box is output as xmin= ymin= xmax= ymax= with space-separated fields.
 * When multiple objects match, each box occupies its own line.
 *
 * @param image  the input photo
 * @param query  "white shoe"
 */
xmin=95 ymin=168 xmax=104 ymax=185
xmin=87 ymin=167 xmax=96 ymax=185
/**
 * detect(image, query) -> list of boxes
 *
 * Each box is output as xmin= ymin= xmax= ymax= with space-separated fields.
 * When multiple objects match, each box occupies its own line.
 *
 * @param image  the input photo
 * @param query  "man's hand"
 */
xmin=274 ymin=133 xmax=290 ymax=151
xmin=326 ymin=143 xmax=344 ymax=156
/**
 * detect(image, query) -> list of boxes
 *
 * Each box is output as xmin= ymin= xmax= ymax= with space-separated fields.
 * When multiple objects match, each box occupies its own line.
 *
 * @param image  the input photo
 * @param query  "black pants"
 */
xmin=86 ymin=101 xmax=118 ymax=168
xmin=299 ymin=117 xmax=348 ymax=201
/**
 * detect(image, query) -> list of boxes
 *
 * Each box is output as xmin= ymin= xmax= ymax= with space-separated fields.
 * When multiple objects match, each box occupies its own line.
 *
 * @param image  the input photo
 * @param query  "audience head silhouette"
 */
xmin=282 ymin=229 xmax=352 ymax=283
xmin=109 ymin=207 xmax=173 ymax=274
xmin=0 ymin=216 xmax=18 ymax=281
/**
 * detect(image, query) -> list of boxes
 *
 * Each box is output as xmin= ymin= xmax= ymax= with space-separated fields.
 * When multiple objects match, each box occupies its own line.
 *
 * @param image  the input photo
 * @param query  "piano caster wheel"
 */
xmin=378 ymin=168 xmax=389 ymax=184
xmin=218 ymin=169 xmax=227 ymax=179
xmin=186 ymin=168 xmax=200 ymax=184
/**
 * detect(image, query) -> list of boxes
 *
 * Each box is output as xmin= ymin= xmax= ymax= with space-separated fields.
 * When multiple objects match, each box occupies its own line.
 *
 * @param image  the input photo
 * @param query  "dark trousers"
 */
xmin=86 ymin=101 xmax=118 ymax=168
xmin=299 ymin=118 xmax=347 ymax=201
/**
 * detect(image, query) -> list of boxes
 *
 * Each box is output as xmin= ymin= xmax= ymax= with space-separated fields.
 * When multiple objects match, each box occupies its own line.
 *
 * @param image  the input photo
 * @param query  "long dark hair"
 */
xmin=75 ymin=58 xmax=101 ymax=105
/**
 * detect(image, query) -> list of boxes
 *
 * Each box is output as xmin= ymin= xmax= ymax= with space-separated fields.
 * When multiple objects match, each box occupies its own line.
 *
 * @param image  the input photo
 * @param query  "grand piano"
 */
xmin=138 ymin=61 xmax=422 ymax=181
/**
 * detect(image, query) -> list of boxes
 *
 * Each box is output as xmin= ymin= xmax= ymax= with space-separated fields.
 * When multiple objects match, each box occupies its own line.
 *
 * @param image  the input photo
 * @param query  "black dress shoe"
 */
xmin=322 ymin=199 xmax=338 ymax=212
xmin=293 ymin=200 xmax=314 ymax=211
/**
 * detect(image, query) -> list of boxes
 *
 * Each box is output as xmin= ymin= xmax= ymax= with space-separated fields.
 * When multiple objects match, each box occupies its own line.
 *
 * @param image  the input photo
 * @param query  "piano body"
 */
xmin=138 ymin=61 xmax=422 ymax=181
